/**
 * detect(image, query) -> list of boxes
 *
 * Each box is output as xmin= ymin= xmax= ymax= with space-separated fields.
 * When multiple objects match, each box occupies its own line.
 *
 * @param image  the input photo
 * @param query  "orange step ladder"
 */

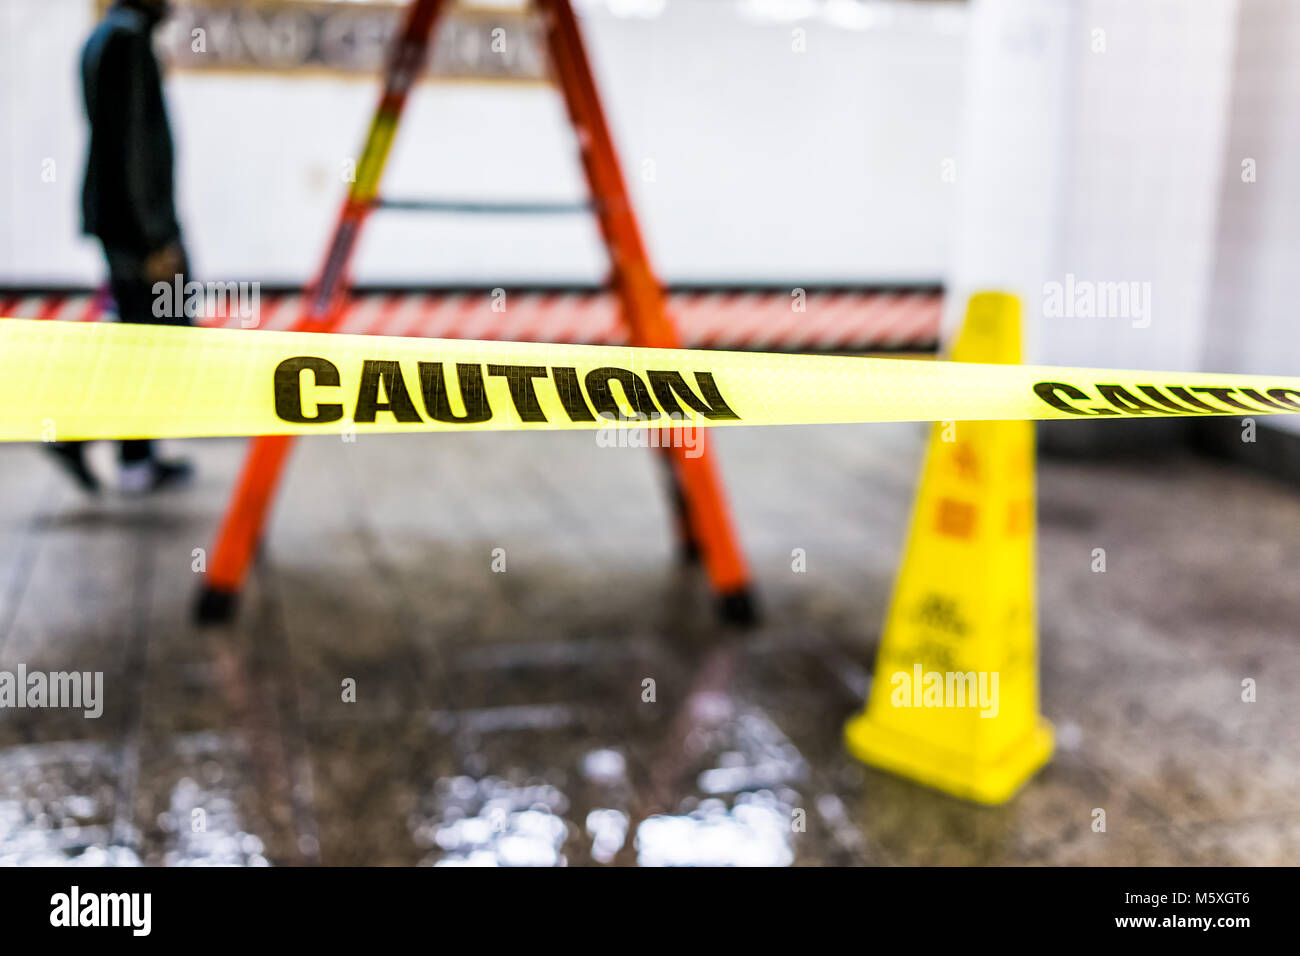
xmin=195 ymin=0 xmax=756 ymax=625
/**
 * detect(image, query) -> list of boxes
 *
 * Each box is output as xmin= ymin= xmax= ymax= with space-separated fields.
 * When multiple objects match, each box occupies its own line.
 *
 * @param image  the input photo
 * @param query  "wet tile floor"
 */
xmin=1 ymin=423 xmax=1298 ymax=865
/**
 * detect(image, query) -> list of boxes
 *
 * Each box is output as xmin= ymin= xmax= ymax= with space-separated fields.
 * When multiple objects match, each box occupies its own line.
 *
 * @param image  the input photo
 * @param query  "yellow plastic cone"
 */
xmin=844 ymin=292 xmax=1053 ymax=804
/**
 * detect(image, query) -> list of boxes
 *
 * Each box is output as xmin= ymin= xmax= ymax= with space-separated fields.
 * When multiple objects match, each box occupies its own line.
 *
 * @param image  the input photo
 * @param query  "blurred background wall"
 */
xmin=0 ymin=0 xmax=964 ymax=287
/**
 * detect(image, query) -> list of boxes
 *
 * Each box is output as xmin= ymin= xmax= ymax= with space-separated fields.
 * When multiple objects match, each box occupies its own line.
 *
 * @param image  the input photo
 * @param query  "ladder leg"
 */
xmin=194 ymin=0 xmax=448 ymax=624
xmin=655 ymin=447 xmax=701 ymax=563
xmin=665 ymin=434 xmax=756 ymax=623
xmin=538 ymin=0 xmax=757 ymax=624
xmin=195 ymin=434 xmax=297 ymax=623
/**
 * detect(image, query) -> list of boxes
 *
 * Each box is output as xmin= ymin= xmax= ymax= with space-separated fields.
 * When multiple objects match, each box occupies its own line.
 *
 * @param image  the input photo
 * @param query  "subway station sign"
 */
xmin=116 ymin=0 xmax=549 ymax=82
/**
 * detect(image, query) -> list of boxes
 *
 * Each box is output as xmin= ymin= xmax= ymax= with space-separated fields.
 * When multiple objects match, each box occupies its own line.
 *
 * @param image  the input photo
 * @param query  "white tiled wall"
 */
xmin=0 ymin=0 xmax=966 ymax=287
xmin=1206 ymin=0 xmax=1300 ymax=434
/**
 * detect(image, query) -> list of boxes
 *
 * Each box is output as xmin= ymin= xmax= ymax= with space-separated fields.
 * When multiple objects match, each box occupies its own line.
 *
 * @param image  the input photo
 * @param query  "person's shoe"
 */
xmin=120 ymin=458 xmax=194 ymax=494
xmin=44 ymin=443 xmax=100 ymax=495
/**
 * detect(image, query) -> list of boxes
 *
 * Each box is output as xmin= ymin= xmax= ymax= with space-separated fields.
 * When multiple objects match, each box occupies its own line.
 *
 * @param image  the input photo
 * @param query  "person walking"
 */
xmin=47 ymin=0 xmax=193 ymax=493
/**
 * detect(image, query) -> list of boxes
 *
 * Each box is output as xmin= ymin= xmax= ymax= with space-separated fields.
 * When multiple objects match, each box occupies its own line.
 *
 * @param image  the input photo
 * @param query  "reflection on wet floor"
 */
xmin=416 ymin=777 xmax=570 ymax=867
xmin=0 ymin=735 xmax=267 ymax=865
xmin=3 ymin=428 xmax=1300 ymax=865
xmin=411 ymin=695 xmax=812 ymax=866
xmin=155 ymin=734 xmax=270 ymax=867
xmin=0 ymin=742 xmax=130 ymax=866
xmin=637 ymin=793 xmax=796 ymax=867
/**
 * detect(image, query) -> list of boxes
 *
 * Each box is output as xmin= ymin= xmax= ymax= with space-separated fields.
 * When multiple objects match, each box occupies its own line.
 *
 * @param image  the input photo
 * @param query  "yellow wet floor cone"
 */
xmin=844 ymin=292 xmax=1053 ymax=804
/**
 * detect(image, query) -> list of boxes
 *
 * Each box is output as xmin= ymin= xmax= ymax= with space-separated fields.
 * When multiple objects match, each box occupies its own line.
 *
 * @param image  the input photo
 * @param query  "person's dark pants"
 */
xmin=103 ymin=244 xmax=191 ymax=464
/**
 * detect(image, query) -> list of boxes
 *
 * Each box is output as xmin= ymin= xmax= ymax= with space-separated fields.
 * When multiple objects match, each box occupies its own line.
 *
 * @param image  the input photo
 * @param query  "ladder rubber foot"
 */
xmin=195 ymin=585 xmax=239 ymax=625
xmin=716 ymin=588 xmax=759 ymax=627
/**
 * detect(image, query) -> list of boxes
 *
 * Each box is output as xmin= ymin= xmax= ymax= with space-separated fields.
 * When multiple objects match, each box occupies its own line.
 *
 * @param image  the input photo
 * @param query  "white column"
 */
xmin=948 ymin=0 xmax=1240 ymax=374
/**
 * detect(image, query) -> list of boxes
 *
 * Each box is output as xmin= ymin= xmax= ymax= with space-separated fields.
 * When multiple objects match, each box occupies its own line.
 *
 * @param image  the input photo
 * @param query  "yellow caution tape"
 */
xmin=1 ymin=317 xmax=1298 ymax=441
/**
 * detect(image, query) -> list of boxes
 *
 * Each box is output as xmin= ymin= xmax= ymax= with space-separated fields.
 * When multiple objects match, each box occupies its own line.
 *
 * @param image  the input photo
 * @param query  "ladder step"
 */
xmin=373 ymin=197 xmax=593 ymax=215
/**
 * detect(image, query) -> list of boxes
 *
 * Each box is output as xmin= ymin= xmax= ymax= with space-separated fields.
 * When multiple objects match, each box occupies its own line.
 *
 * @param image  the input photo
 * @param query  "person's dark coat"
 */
xmin=80 ymin=3 xmax=180 ymax=257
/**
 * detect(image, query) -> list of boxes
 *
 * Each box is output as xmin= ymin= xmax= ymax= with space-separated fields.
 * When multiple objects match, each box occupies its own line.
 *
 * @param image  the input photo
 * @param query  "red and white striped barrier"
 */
xmin=0 ymin=288 xmax=940 ymax=352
